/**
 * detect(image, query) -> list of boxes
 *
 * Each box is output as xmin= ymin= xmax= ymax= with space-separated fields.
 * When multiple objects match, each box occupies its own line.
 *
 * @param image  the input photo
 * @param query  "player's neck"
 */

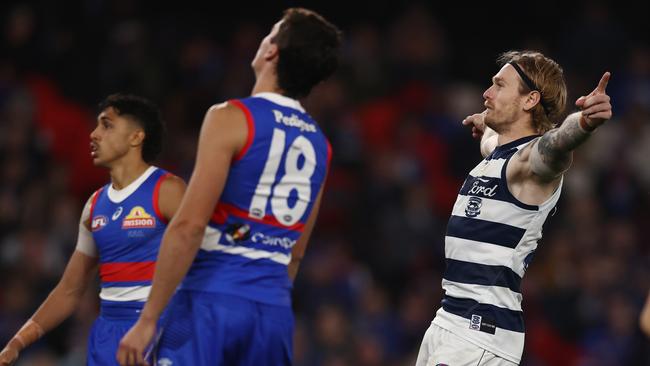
xmin=109 ymin=156 xmax=150 ymax=190
xmin=251 ymin=70 xmax=283 ymax=96
xmin=497 ymin=117 xmax=537 ymax=145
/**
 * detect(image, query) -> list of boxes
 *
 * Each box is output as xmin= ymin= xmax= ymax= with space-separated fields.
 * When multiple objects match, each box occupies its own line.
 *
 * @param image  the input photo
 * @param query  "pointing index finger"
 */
xmin=595 ymin=71 xmax=610 ymax=93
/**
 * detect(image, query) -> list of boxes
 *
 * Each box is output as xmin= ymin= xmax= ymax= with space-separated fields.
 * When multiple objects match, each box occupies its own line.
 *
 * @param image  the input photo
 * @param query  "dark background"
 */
xmin=1 ymin=0 xmax=649 ymax=365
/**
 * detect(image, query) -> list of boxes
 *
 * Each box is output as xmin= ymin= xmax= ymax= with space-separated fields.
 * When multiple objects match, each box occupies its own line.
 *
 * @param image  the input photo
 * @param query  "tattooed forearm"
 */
xmin=543 ymin=112 xmax=592 ymax=153
xmin=531 ymin=112 xmax=591 ymax=178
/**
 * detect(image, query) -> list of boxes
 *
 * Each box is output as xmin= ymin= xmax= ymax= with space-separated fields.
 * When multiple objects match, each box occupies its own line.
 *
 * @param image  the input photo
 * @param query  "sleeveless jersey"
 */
xmin=180 ymin=93 xmax=331 ymax=307
xmin=432 ymin=135 xmax=562 ymax=363
xmin=89 ymin=166 xmax=170 ymax=309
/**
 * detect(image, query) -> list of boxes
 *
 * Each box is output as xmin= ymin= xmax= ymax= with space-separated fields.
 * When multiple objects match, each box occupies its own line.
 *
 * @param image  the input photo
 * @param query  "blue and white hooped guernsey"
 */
xmin=89 ymin=166 xmax=170 ymax=313
xmin=432 ymin=135 xmax=562 ymax=364
xmin=180 ymin=92 xmax=332 ymax=307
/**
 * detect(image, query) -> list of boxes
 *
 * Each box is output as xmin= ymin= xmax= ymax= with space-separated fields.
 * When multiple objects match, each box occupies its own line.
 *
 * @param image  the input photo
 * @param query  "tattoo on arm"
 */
xmin=533 ymin=112 xmax=592 ymax=177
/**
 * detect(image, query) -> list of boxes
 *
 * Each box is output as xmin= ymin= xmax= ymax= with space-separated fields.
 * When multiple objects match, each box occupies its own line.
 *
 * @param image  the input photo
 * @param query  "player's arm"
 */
xmin=462 ymin=110 xmax=498 ymax=157
xmin=528 ymin=72 xmax=612 ymax=181
xmin=288 ymin=185 xmax=325 ymax=281
xmin=117 ymin=102 xmax=247 ymax=366
xmin=0 ymin=196 xmax=99 ymax=365
xmin=157 ymin=175 xmax=187 ymax=222
xmin=641 ymin=291 xmax=650 ymax=337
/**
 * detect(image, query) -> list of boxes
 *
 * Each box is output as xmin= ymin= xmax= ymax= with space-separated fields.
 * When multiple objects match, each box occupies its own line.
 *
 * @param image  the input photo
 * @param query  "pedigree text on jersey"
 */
xmin=272 ymin=110 xmax=317 ymax=133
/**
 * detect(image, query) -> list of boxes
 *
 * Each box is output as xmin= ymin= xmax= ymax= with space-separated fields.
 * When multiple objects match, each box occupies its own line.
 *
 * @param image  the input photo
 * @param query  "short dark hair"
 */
xmin=98 ymin=93 xmax=165 ymax=163
xmin=272 ymin=8 xmax=342 ymax=98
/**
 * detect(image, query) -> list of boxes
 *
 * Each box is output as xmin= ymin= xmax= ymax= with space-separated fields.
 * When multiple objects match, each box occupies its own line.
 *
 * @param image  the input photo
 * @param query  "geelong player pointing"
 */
xmin=416 ymin=51 xmax=612 ymax=365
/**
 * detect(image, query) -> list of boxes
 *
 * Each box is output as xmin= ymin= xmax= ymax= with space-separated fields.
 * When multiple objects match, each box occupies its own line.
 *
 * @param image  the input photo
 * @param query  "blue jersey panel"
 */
xmin=181 ymin=95 xmax=331 ymax=306
xmin=90 ymin=168 xmax=169 ymax=292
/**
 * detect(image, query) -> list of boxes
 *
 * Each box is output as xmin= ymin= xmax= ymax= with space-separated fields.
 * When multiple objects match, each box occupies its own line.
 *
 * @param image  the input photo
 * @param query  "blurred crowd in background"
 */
xmin=0 ymin=1 xmax=649 ymax=365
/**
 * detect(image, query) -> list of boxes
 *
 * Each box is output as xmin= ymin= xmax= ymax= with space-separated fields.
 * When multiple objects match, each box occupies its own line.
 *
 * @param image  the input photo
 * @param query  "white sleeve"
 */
xmin=75 ymin=198 xmax=98 ymax=257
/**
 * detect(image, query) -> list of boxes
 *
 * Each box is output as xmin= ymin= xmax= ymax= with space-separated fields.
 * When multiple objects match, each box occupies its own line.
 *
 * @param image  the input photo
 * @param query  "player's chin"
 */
xmin=91 ymin=157 xmax=107 ymax=167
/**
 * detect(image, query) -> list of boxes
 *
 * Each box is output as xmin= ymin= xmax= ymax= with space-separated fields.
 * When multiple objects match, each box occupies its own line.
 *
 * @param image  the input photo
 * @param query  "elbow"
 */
xmin=58 ymin=282 xmax=87 ymax=302
xmin=168 ymin=219 xmax=206 ymax=246
xmin=290 ymin=254 xmax=304 ymax=266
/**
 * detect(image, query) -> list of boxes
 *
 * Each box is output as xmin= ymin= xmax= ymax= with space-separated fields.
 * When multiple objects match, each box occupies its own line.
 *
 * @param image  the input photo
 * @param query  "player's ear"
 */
xmin=130 ymin=128 xmax=145 ymax=148
xmin=265 ymin=42 xmax=279 ymax=62
xmin=523 ymin=91 xmax=541 ymax=112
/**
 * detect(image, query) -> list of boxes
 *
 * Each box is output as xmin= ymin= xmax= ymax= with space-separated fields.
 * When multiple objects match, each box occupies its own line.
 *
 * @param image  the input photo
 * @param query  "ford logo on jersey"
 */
xmin=465 ymin=197 xmax=482 ymax=217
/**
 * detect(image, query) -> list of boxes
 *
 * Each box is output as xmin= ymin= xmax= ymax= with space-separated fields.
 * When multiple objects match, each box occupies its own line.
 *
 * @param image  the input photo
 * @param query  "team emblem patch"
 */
xmin=91 ymin=215 xmax=108 ymax=232
xmin=122 ymin=206 xmax=156 ymax=229
xmin=469 ymin=314 xmax=496 ymax=335
xmin=465 ymin=196 xmax=482 ymax=217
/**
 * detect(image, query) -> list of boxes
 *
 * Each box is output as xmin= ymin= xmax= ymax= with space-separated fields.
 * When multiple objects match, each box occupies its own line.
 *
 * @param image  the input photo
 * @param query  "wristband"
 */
xmin=11 ymin=319 xmax=45 ymax=351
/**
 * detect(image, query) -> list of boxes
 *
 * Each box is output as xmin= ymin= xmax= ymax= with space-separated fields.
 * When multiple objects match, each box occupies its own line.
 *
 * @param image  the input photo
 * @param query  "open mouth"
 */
xmin=90 ymin=142 xmax=98 ymax=157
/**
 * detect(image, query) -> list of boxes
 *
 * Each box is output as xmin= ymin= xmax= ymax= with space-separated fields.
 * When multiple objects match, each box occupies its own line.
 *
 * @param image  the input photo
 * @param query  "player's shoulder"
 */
xmin=202 ymin=101 xmax=248 ymax=128
xmin=159 ymin=173 xmax=186 ymax=194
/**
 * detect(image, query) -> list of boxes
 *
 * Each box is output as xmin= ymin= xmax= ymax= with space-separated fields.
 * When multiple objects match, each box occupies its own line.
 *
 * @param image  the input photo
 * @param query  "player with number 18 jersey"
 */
xmin=183 ymin=93 xmax=331 ymax=305
xmin=118 ymin=9 xmax=343 ymax=365
xmin=155 ymin=93 xmax=331 ymax=364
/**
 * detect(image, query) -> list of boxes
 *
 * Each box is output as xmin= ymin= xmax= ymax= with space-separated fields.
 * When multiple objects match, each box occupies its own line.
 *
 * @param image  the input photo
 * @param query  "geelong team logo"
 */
xmin=465 ymin=196 xmax=482 ymax=217
xmin=470 ymin=314 xmax=482 ymax=331
xmin=91 ymin=215 xmax=108 ymax=232
xmin=122 ymin=206 xmax=156 ymax=229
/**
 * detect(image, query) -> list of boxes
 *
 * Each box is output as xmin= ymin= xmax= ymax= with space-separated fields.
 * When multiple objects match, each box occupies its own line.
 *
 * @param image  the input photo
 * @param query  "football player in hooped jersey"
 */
xmin=0 ymin=94 xmax=185 ymax=366
xmin=416 ymin=51 xmax=612 ymax=365
xmin=117 ymin=8 xmax=342 ymax=366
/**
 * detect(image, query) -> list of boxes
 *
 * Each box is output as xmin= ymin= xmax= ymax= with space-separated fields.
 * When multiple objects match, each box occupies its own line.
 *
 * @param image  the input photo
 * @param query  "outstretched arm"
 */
xmin=529 ymin=72 xmax=612 ymax=180
xmin=0 ymin=197 xmax=99 ymax=366
xmin=462 ymin=110 xmax=499 ymax=158
xmin=117 ymin=103 xmax=247 ymax=366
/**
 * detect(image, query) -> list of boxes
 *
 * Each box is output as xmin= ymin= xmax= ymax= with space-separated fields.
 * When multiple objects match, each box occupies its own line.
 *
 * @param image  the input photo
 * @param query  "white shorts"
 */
xmin=415 ymin=323 xmax=519 ymax=366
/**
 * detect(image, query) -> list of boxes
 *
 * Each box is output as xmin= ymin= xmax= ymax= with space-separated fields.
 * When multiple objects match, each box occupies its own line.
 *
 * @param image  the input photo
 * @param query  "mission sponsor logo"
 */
xmin=122 ymin=206 xmax=156 ymax=229
xmin=91 ymin=215 xmax=108 ymax=232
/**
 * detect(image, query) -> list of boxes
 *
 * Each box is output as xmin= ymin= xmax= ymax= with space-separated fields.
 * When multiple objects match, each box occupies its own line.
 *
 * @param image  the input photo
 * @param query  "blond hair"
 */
xmin=498 ymin=51 xmax=567 ymax=133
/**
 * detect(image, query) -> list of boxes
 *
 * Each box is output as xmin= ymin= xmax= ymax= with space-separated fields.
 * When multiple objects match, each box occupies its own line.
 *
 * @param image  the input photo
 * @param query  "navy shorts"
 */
xmin=156 ymin=290 xmax=294 ymax=366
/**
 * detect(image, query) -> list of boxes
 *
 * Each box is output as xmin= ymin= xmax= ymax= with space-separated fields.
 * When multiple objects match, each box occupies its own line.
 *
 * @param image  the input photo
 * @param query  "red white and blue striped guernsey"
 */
xmin=179 ymin=92 xmax=332 ymax=307
xmin=89 ymin=166 xmax=171 ymax=312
